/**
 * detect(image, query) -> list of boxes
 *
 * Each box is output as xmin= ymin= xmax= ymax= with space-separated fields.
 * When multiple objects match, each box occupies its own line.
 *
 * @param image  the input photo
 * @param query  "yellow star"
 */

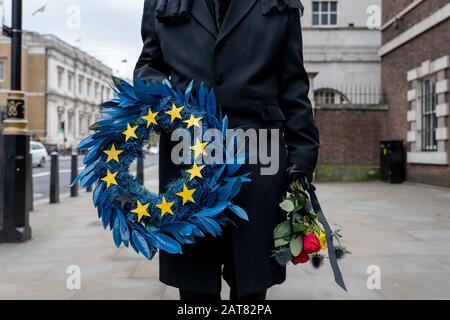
xmin=122 ymin=123 xmax=138 ymax=142
xmin=190 ymin=138 xmax=208 ymax=159
xmin=103 ymin=144 xmax=123 ymax=163
xmin=183 ymin=115 xmax=202 ymax=128
xmin=176 ymin=184 xmax=196 ymax=205
xmin=156 ymin=196 xmax=175 ymax=218
xmin=142 ymin=108 xmax=158 ymax=128
xmin=166 ymin=103 xmax=184 ymax=122
xmin=186 ymin=163 xmax=205 ymax=181
xmin=130 ymin=200 xmax=151 ymax=222
xmin=101 ymin=169 xmax=118 ymax=188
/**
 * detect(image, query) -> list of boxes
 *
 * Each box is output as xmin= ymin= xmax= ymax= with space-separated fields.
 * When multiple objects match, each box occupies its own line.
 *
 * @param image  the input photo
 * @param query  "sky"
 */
xmin=1 ymin=0 xmax=145 ymax=79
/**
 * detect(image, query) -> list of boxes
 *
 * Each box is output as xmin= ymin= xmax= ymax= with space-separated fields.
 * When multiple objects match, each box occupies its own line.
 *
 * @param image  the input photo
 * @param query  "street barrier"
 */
xmin=50 ymin=152 xmax=59 ymax=204
xmin=70 ymin=153 xmax=79 ymax=197
xmin=25 ymin=153 xmax=153 ymax=204
xmin=27 ymin=151 xmax=33 ymax=212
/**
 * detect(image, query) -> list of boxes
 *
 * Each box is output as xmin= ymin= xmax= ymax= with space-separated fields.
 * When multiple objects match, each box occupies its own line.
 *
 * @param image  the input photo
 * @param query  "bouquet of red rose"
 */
xmin=273 ymin=181 xmax=349 ymax=269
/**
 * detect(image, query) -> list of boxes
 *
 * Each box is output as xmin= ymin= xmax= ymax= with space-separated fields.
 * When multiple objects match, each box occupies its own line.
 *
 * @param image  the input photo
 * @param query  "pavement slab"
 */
xmin=1 ymin=176 xmax=450 ymax=300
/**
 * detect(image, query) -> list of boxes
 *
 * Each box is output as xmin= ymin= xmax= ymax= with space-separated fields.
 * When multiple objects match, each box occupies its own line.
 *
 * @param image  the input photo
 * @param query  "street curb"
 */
xmin=33 ymin=191 xmax=83 ymax=208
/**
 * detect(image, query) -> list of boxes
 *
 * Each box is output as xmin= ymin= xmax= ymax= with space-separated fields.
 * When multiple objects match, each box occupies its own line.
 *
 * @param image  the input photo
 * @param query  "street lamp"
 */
xmin=0 ymin=0 xmax=32 ymax=242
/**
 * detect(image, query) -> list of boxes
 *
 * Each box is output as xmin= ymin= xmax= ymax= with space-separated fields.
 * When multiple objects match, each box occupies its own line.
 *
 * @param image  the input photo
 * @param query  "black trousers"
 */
xmin=178 ymin=226 xmax=268 ymax=301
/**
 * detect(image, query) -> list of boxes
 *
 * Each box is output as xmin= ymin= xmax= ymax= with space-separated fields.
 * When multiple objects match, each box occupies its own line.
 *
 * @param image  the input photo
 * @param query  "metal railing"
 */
xmin=314 ymin=85 xmax=386 ymax=107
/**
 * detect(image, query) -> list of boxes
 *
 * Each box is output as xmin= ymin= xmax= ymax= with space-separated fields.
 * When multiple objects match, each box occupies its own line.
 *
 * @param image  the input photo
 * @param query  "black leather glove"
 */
xmin=287 ymin=164 xmax=313 ymax=191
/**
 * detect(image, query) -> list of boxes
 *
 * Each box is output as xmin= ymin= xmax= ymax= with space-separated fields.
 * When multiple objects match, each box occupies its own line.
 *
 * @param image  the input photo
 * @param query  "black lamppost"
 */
xmin=0 ymin=0 xmax=32 ymax=242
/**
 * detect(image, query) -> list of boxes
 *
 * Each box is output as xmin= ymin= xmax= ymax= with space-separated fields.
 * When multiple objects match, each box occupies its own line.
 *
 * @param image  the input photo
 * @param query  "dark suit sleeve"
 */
xmin=134 ymin=0 xmax=171 ymax=81
xmin=279 ymin=8 xmax=320 ymax=176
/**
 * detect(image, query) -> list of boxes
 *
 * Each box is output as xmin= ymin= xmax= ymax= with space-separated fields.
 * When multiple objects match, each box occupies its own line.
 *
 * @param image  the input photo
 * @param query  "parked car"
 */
xmin=30 ymin=141 xmax=49 ymax=167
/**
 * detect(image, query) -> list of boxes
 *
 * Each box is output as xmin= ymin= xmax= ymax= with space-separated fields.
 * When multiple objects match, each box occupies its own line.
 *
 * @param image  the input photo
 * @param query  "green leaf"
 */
xmin=273 ymin=220 xmax=292 ymax=239
xmin=279 ymin=199 xmax=295 ymax=213
xmin=308 ymin=209 xmax=317 ymax=220
xmin=289 ymin=235 xmax=303 ymax=257
xmin=274 ymin=237 xmax=290 ymax=248
xmin=292 ymin=223 xmax=307 ymax=233
xmin=293 ymin=192 xmax=308 ymax=207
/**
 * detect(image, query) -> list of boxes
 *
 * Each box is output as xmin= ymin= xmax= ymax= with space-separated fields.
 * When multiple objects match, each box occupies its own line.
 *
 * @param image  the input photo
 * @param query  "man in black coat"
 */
xmin=134 ymin=0 xmax=319 ymax=300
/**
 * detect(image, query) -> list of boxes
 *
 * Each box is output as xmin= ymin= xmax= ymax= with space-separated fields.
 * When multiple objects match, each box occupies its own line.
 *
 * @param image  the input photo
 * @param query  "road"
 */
xmin=32 ymin=154 xmax=158 ymax=201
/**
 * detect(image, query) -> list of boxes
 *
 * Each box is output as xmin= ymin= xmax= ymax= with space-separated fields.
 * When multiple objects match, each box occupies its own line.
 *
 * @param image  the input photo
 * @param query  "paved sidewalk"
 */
xmin=1 ymin=173 xmax=450 ymax=299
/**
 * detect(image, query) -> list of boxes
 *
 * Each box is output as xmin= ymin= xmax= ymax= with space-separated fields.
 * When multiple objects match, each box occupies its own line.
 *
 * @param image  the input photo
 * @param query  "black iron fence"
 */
xmin=314 ymin=85 xmax=386 ymax=107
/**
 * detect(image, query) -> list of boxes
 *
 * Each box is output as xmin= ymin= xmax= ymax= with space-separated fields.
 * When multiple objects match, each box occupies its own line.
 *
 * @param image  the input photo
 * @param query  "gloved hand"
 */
xmin=287 ymin=164 xmax=313 ymax=192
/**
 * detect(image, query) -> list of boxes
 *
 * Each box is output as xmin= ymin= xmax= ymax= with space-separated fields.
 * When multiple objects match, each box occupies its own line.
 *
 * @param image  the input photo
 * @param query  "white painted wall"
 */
xmin=301 ymin=0 xmax=382 ymax=103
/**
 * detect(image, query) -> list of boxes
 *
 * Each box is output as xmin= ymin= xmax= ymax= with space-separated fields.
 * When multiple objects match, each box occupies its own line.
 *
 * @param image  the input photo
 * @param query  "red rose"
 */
xmin=302 ymin=233 xmax=321 ymax=254
xmin=292 ymin=251 xmax=309 ymax=265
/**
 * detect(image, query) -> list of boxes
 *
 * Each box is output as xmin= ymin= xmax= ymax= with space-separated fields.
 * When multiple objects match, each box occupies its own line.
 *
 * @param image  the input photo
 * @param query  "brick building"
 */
xmin=380 ymin=0 xmax=450 ymax=186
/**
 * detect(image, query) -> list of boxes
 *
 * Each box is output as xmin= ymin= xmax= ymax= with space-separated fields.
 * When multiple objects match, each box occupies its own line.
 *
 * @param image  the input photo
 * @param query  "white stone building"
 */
xmin=27 ymin=32 xmax=114 ymax=150
xmin=301 ymin=0 xmax=382 ymax=106
xmin=0 ymin=32 xmax=114 ymax=151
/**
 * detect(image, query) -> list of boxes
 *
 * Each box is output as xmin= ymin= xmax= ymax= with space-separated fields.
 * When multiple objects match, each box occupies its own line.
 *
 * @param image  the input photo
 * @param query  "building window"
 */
xmin=78 ymin=75 xmax=84 ymax=94
xmin=312 ymin=1 xmax=338 ymax=26
xmin=0 ymin=61 xmax=5 ymax=82
xmin=79 ymin=115 xmax=85 ymax=135
xmin=420 ymin=79 xmax=438 ymax=151
xmin=68 ymin=72 xmax=74 ymax=92
xmin=314 ymin=88 xmax=349 ymax=105
xmin=87 ymin=79 xmax=92 ymax=97
xmin=68 ymin=112 xmax=75 ymax=134
xmin=406 ymin=56 xmax=449 ymax=165
xmin=57 ymin=67 xmax=65 ymax=88
xmin=94 ymin=82 xmax=99 ymax=99
xmin=58 ymin=111 xmax=65 ymax=133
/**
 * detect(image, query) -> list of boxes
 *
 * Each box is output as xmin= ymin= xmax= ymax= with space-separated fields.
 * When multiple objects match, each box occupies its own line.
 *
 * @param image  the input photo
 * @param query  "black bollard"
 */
xmin=0 ymin=134 xmax=32 ymax=242
xmin=137 ymin=155 xmax=144 ymax=185
xmin=0 ymin=134 xmax=3 ymax=223
xmin=70 ymin=152 xmax=79 ymax=197
xmin=50 ymin=152 xmax=59 ymax=204
xmin=26 ymin=150 xmax=33 ymax=212
xmin=0 ymin=0 xmax=32 ymax=243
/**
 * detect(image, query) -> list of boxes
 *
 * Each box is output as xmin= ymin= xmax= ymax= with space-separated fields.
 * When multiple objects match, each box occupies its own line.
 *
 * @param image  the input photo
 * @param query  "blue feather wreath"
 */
xmin=72 ymin=77 xmax=251 ymax=259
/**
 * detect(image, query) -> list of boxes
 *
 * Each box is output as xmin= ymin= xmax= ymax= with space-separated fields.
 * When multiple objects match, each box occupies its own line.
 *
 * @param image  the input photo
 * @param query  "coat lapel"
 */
xmin=191 ymin=0 xmax=218 ymax=38
xmin=217 ymin=0 xmax=259 ymax=43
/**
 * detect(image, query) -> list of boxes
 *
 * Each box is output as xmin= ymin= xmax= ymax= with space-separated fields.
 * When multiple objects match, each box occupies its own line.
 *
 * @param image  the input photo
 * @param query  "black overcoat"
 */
xmin=134 ymin=0 xmax=320 ymax=297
